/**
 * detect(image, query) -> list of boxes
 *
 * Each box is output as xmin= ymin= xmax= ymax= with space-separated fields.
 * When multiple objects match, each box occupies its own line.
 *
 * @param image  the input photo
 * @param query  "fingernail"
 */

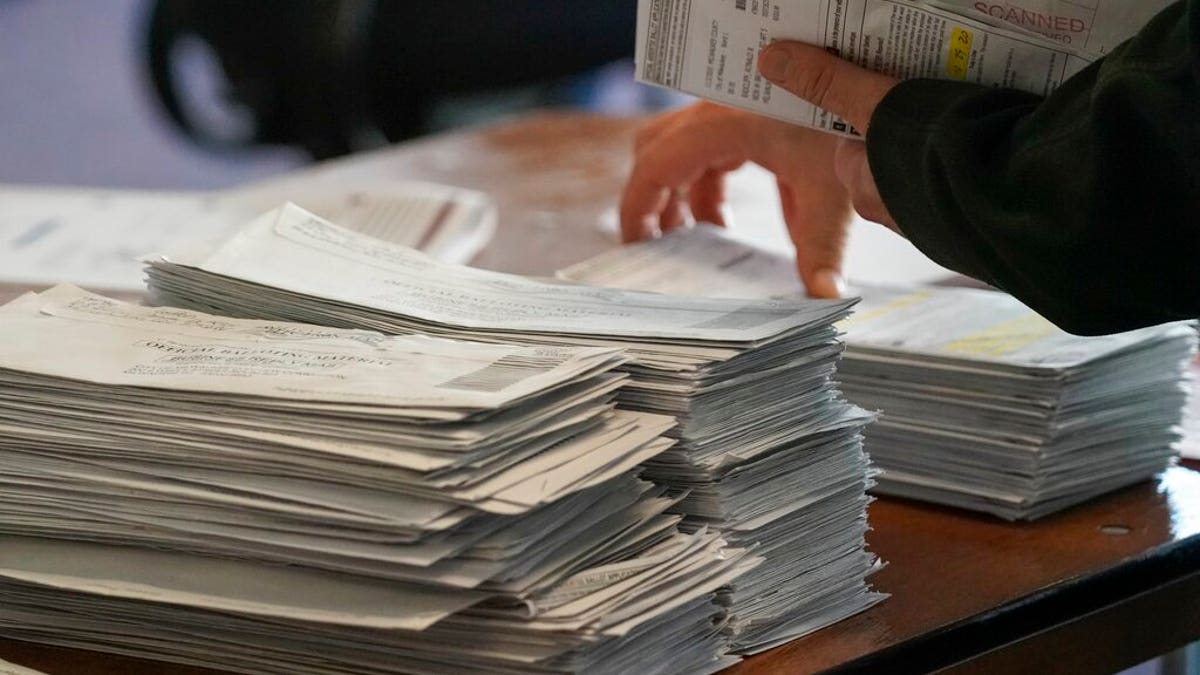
xmin=758 ymin=46 xmax=792 ymax=82
xmin=811 ymin=269 xmax=846 ymax=298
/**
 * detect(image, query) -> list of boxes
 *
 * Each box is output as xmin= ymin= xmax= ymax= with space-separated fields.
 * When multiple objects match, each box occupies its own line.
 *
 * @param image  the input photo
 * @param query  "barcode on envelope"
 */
xmin=437 ymin=354 xmax=566 ymax=392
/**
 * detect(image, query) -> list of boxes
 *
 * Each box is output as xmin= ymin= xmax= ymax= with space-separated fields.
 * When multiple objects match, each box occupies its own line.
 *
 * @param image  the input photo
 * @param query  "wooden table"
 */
xmin=1 ymin=113 xmax=1198 ymax=674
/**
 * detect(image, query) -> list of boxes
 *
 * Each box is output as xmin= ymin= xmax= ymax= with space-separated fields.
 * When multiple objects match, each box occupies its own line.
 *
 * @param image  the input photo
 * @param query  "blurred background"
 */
xmin=0 ymin=0 xmax=685 ymax=189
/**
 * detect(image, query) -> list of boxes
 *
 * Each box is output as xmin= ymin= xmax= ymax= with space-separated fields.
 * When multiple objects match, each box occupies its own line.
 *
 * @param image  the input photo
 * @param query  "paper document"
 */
xmin=0 ymin=284 xmax=764 ymax=672
xmin=0 ymin=182 xmax=495 ymax=291
xmin=0 ymin=187 xmax=236 ymax=291
xmin=560 ymin=225 xmax=1197 ymax=520
xmin=225 ymin=180 xmax=497 ymax=265
xmin=561 ymin=222 xmax=803 ymax=299
xmin=0 ymin=285 xmax=622 ymax=413
xmin=635 ymin=0 xmax=1095 ymax=133
xmin=150 ymin=203 xmax=851 ymax=344
xmin=559 ymin=224 xmax=1191 ymax=370
xmin=143 ymin=204 xmax=884 ymax=653
xmin=941 ymin=0 xmax=1172 ymax=54
xmin=0 ymin=536 xmax=482 ymax=630
xmin=1181 ymin=360 xmax=1200 ymax=461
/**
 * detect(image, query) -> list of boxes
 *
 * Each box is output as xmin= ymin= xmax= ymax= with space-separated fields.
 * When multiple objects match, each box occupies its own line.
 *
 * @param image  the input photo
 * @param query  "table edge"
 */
xmin=820 ymin=529 xmax=1200 ymax=673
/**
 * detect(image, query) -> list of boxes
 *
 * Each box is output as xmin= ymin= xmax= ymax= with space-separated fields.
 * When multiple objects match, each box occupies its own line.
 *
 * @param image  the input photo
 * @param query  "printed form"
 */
xmin=635 ymin=0 xmax=1099 ymax=133
xmin=941 ymin=0 xmax=1172 ymax=54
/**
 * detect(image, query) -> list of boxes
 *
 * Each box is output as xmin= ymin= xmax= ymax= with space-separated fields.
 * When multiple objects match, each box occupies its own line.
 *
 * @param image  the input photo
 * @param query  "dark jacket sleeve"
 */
xmin=865 ymin=0 xmax=1200 ymax=336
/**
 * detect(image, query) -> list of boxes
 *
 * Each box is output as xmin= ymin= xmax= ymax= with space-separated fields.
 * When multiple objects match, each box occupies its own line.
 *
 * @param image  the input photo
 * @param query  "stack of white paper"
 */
xmin=832 ymin=286 xmax=1196 ymax=520
xmin=0 ymin=285 xmax=757 ymax=674
xmin=141 ymin=204 xmax=885 ymax=654
xmin=1180 ymin=369 xmax=1200 ymax=461
xmin=559 ymin=225 xmax=1197 ymax=520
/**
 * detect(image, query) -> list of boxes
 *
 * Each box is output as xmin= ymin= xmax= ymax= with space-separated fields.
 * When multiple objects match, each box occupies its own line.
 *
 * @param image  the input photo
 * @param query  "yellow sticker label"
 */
xmin=942 ymin=313 xmax=1058 ymax=357
xmin=947 ymin=28 xmax=973 ymax=80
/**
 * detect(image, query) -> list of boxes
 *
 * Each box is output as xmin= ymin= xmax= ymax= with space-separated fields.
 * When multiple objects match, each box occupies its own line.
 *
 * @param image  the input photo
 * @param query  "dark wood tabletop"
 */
xmin=1 ymin=113 xmax=1197 ymax=675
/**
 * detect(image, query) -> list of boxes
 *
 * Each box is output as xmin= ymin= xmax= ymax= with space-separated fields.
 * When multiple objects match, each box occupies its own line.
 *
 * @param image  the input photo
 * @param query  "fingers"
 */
xmin=757 ymin=42 xmax=898 ymax=134
xmin=833 ymin=139 xmax=899 ymax=231
xmin=620 ymin=105 xmax=751 ymax=242
xmin=658 ymin=190 xmax=688 ymax=234
xmin=619 ymin=98 xmax=865 ymax=296
xmin=619 ymin=183 xmax=671 ymax=243
xmin=688 ymin=169 xmax=728 ymax=226
xmin=777 ymin=177 xmax=853 ymax=299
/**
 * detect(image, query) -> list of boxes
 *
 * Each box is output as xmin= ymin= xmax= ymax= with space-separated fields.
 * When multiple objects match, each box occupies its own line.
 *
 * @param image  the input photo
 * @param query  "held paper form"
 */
xmin=636 ymin=0 xmax=1097 ymax=133
xmin=941 ymin=0 xmax=1172 ymax=54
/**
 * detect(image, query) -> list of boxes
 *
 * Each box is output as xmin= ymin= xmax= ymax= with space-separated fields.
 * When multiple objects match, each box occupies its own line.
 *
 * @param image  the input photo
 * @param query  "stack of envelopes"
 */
xmin=556 ymin=225 xmax=1198 ymax=521
xmin=142 ymin=204 xmax=886 ymax=653
xmin=835 ymin=285 xmax=1197 ymax=520
xmin=0 ymin=285 xmax=758 ymax=675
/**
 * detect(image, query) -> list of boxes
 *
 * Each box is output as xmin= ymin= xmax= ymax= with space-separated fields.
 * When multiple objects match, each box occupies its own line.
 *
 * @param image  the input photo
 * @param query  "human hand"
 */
xmin=619 ymin=42 xmax=904 ymax=298
xmin=757 ymin=41 xmax=901 ymax=230
xmin=620 ymin=102 xmax=855 ymax=298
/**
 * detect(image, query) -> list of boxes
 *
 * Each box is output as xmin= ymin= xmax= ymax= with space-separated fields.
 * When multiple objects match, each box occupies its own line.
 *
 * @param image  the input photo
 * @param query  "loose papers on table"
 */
xmin=0 ymin=285 xmax=757 ymax=674
xmin=559 ymin=224 xmax=1197 ymax=520
xmin=0 ymin=181 xmax=494 ymax=290
xmin=141 ymin=203 xmax=885 ymax=654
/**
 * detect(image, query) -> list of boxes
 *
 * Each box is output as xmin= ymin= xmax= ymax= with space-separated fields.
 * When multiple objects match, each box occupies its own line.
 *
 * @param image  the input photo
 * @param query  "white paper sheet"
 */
xmin=936 ymin=0 xmax=1173 ymax=54
xmin=635 ymin=0 xmax=1095 ymax=134
xmin=0 ymin=286 xmax=621 ymax=413
xmin=559 ymin=225 xmax=1196 ymax=370
xmin=0 ymin=182 xmax=495 ymax=290
xmin=0 ymin=535 xmax=483 ymax=630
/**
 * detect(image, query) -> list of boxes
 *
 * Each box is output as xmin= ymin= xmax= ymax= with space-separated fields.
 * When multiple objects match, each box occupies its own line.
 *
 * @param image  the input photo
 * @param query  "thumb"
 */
xmin=758 ymin=41 xmax=897 ymax=134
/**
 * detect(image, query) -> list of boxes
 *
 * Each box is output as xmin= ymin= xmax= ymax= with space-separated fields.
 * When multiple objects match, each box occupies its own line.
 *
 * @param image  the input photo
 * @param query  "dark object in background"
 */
xmin=146 ymin=0 xmax=637 ymax=159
